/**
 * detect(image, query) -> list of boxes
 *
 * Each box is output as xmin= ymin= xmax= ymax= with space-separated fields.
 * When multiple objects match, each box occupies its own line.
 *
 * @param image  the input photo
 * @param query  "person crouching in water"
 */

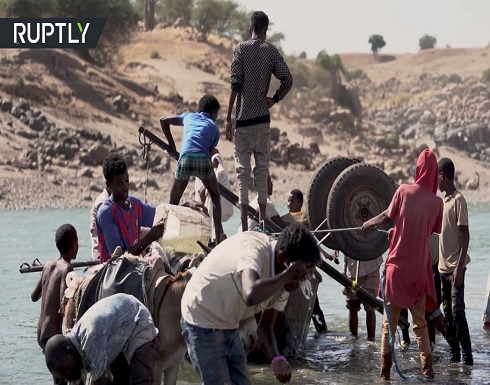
xmin=160 ymin=94 xmax=224 ymax=244
xmin=362 ymin=149 xmax=443 ymax=380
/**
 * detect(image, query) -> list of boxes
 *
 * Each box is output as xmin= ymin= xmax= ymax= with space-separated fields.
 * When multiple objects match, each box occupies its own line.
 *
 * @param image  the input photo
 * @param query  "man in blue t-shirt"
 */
xmin=160 ymin=94 xmax=223 ymax=244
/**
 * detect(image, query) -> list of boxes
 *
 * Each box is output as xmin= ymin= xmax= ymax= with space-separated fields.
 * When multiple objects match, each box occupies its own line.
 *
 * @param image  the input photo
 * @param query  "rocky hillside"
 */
xmin=0 ymin=28 xmax=489 ymax=210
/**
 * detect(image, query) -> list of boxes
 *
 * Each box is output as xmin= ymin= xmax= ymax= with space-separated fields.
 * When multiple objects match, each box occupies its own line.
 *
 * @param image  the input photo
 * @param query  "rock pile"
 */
xmin=363 ymin=74 xmax=490 ymax=162
xmin=0 ymin=96 xmax=171 ymax=199
xmin=269 ymin=127 xmax=323 ymax=171
xmin=277 ymin=72 xmax=489 ymax=185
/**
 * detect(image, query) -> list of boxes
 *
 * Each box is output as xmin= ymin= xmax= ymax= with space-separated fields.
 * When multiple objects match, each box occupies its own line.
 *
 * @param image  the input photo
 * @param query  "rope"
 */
xmin=272 ymin=226 xmax=388 ymax=237
xmin=310 ymin=227 xmax=363 ymax=234
xmin=381 ymin=271 xmax=418 ymax=381
xmin=350 ymin=260 xmax=360 ymax=294
xmin=139 ymin=131 xmax=152 ymax=204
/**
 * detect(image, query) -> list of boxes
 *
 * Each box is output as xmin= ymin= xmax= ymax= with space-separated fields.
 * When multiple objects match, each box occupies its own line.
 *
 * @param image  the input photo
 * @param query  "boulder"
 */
xmin=478 ymin=100 xmax=490 ymax=114
xmin=77 ymin=167 xmax=93 ymax=178
xmin=415 ymin=136 xmax=439 ymax=156
xmin=79 ymin=153 xmax=97 ymax=166
xmin=270 ymin=127 xmax=280 ymax=142
xmin=172 ymin=17 xmax=187 ymax=28
xmin=468 ymin=83 xmax=489 ymax=97
xmin=16 ymin=129 xmax=38 ymax=140
xmin=112 ymin=95 xmax=130 ymax=113
xmin=16 ymin=98 xmax=30 ymax=111
xmin=444 ymin=84 xmax=465 ymax=97
xmin=28 ymin=117 xmax=44 ymax=131
xmin=10 ymin=106 xmax=24 ymax=118
xmin=89 ymin=183 xmax=103 ymax=192
xmin=419 ymin=110 xmax=436 ymax=125
xmin=447 ymin=74 xmax=462 ymax=84
xmin=1 ymin=100 xmax=13 ymax=112
xmin=401 ymin=125 xmax=418 ymax=140
xmin=87 ymin=143 xmax=111 ymax=165
xmin=297 ymin=126 xmax=321 ymax=138
xmin=24 ymin=149 xmax=38 ymax=163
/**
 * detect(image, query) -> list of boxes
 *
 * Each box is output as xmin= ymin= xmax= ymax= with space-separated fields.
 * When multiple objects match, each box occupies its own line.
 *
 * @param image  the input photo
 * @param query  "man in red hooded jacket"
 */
xmin=362 ymin=149 xmax=443 ymax=380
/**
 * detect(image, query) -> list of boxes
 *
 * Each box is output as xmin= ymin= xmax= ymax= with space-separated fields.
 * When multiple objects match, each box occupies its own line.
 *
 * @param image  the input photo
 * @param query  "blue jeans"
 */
xmin=181 ymin=319 xmax=251 ymax=385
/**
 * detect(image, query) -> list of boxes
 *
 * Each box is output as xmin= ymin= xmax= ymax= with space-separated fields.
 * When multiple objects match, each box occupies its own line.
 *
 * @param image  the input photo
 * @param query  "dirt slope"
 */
xmin=0 ymin=28 xmax=488 ymax=210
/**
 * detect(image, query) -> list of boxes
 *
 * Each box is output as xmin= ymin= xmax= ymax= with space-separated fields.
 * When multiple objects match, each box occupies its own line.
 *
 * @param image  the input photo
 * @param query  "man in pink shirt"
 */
xmin=362 ymin=149 xmax=443 ymax=380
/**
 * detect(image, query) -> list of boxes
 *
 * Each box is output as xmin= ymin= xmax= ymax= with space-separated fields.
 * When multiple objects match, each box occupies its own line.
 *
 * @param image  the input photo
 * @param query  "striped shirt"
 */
xmin=230 ymin=39 xmax=293 ymax=127
xmin=96 ymin=196 xmax=155 ymax=262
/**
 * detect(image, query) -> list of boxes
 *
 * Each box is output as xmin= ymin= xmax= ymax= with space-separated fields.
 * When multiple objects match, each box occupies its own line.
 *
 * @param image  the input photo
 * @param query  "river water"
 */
xmin=0 ymin=206 xmax=489 ymax=384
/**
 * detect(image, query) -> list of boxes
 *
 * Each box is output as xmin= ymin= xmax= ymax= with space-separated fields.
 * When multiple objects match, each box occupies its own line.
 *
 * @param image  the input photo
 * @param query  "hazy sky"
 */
xmin=235 ymin=0 xmax=490 ymax=57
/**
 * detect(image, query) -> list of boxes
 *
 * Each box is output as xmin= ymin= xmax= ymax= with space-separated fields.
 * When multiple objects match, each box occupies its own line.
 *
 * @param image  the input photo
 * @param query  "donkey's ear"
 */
xmin=196 ymin=240 xmax=213 ymax=255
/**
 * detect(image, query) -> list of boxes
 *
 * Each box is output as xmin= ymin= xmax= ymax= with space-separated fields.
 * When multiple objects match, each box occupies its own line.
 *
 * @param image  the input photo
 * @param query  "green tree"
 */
xmin=192 ymin=0 xmax=223 ymax=41
xmin=192 ymin=0 xmax=243 ymax=41
xmin=229 ymin=9 xmax=251 ymax=41
xmin=368 ymin=34 xmax=386 ymax=57
xmin=419 ymin=34 xmax=437 ymax=50
xmin=1 ymin=0 xmax=137 ymax=62
xmin=267 ymin=32 xmax=285 ymax=53
xmin=0 ymin=0 xmax=55 ymax=17
xmin=316 ymin=50 xmax=345 ymax=78
xmin=58 ymin=0 xmax=137 ymax=51
xmin=156 ymin=0 xmax=193 ymax=25
xmin=215 ymin=0 xmax=238 ymax=36
xmin=298 ymin=51 xmax=307 ymax=59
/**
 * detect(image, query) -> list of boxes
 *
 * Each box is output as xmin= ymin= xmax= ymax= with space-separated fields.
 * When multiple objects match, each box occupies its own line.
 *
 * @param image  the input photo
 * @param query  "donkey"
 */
xmin=64 ymin=256 xmax=194 ymax=385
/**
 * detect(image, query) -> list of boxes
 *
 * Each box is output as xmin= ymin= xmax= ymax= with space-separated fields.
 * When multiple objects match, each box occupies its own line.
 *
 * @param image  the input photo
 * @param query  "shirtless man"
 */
xmin=31 ymin=224 xmax=78 ymax=384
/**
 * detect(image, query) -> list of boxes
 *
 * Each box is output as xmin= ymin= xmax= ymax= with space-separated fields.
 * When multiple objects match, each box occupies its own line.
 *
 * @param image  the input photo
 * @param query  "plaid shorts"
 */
xmin=176 ymin=153 xmax=214 ymax=181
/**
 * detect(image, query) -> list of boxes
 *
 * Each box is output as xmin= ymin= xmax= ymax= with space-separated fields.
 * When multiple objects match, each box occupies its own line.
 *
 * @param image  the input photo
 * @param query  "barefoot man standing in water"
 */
xmin=31 ymin=224 xmax=79 ymax=385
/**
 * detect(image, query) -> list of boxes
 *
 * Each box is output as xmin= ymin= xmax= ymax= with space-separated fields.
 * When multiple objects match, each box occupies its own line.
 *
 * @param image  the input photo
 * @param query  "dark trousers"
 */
xmin=110 ymin=338 xmax=157 ymax=385
xmin=427 ymin=263 xmax=442 ymax=344
xmin=441 ymin=270 xmax=473 ymax=362
xmin=312 ymin=295 xmax=328 ymax=333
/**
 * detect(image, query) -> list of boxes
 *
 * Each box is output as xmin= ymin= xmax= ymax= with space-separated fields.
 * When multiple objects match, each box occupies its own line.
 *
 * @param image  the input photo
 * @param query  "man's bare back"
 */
xmin=32 ymin=258 xmax=73 ymax=349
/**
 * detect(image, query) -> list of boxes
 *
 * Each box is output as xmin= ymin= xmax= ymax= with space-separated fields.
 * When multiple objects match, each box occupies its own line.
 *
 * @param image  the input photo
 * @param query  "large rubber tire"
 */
xmin=326 ymin=163 xmax=396 ymax=261
xmin=306 ymin=157 xmax=360 ymax=249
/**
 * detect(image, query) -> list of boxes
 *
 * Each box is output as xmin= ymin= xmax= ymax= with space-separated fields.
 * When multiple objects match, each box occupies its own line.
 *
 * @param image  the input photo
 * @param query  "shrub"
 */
xmin=345 ymin=69 xmax=367 ymax=81
xmin=16 ymin=77 xmax=25 ymax=88
xmin=392 ymin=93 xmax=411 ymax=104
xmin=482 ymin=69 xmax=490 ymax=83
xmin=150 ymin=50 xmax=160 ymax=59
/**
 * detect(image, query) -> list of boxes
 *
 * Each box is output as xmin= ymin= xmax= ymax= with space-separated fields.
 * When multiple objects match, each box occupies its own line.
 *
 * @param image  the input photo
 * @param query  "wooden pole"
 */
xmin=19 ymin=260 xmax=100 ymax=274
xmin=138 ymin=126 xmax=409 ymax=329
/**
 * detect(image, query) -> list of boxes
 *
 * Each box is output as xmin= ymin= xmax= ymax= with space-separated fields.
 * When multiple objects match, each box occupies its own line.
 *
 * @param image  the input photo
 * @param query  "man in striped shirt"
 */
xmin=225 ymin=11 xmax=293 ymax=232
xmin=96 ymin=153 xmax=165 ymax=262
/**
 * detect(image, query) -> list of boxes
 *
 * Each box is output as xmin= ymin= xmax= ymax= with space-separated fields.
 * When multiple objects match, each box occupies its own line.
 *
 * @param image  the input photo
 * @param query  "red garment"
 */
xmin=383 ymin=149 xmax=443 ymax=311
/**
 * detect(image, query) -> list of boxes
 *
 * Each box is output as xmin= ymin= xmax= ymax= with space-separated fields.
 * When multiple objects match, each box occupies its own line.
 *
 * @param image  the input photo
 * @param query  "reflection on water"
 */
xmin=0 ymin=208 xmax=489 ymax=385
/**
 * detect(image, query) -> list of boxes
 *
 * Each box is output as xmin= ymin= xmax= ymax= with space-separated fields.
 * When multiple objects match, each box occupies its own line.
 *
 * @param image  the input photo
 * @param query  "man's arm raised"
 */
xmin=160 ymin=115 xmax=182 ymax=154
